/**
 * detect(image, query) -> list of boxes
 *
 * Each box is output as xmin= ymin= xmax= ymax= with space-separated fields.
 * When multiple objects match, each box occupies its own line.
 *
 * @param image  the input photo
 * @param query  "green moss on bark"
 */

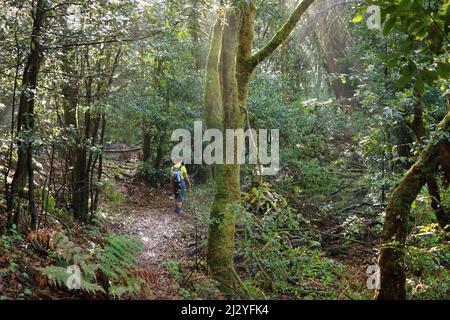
xmin=376 ymin=110 xmax=450 ymax=300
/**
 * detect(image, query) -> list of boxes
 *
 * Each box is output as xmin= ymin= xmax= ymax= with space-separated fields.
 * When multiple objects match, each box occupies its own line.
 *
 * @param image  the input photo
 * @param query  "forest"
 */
xmin=0 ymin=0 xmax=449 ymax=301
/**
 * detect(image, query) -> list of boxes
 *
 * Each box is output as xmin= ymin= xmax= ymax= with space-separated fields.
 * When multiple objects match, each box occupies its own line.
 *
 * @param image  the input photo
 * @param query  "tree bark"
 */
xmin=204 ymin=0 xmax=315 ymax=296
xmin=93 ymin=112 xmax=106 ymax=214
xmin=73 ymin=47 xmax=93 ymax=222
xmin=154 ymin=131 xmax=165 ymax=170
xmin=376 ymin=110 xmax=450 ymax=300
xmin=143 ymin=129 xmax=152 ymax=163
xmin=7 ymin=0 xmax=46 ymax=229
xmin=407 ymin=87 xmax=449 ymax=228
xmin=206 ymin=7 xmax=242 ymax=297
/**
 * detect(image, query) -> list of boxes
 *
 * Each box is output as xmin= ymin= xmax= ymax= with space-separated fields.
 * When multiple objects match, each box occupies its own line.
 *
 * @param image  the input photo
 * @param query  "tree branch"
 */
xmin=49 ymin=18 xmax=187 ymax=49
xmin=247 ymin=0 xmax=315 ymax=70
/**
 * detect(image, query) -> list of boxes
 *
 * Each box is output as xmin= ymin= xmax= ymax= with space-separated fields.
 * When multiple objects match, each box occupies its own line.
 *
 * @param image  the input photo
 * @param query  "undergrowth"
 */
xmin=37 ymin=232 xmax=151 ymax=299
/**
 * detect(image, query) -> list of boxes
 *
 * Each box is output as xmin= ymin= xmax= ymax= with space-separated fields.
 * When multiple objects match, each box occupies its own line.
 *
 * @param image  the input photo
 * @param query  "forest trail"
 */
xmin=104 ymin=161 xmax=193 ymax=299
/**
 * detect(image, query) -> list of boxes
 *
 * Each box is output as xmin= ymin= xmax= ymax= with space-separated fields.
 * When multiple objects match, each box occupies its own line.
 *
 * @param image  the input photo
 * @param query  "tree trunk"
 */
xmin=93 ymin=113 xmax=106 ymax=214
xmin=407 ymin=87 xmax=449 ymax=228
xmin=73 ymin=47 xmax=93 ymax=222
xmin=26 ymin=144 xmax=37 ymax=230
xmin=204 ymin=0 xmax=315 ymax=296
xmin=73 ymin=138 xmax=89 ymax=222
xmin=154 ymin=131 xmax=165 ymax=170
xmin=143 ymin=129 xmax=152 ymax=163
xmin=206 ymin=7 xmax=242 ymax=296
xmin=61 ymin=49 xmax=80 ymax=205
xmin=7 ymin=0 xmax=46 ymax=229
xmin=376 ymin=110 xmax=450 ymax=300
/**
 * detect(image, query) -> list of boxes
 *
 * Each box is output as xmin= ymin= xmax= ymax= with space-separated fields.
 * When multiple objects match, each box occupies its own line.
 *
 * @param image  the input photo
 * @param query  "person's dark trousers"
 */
xmin=173 ymin=180 xmax=185 ymax=214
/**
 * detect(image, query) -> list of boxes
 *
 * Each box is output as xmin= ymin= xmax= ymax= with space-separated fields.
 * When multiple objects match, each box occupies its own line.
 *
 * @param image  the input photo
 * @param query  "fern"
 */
xmin=37 ymin=265 xmax=105 ymax=294
xmin=49 ymin=233 xmax=90 ymax=266
xmin=37 ymin=232 xmax=148 ymax=298
xmin=38 ymin=233 xmax=104 ymax=295
xmin=96 ymin=234 xmax=145 ymax=298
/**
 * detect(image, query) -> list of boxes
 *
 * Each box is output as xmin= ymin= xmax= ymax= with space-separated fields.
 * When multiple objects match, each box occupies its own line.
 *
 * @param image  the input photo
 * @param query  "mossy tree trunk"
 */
xmin=376 ymin=110 xmax=450 ymax=300
xmin=203 ymin=0 xmax=315 ymax=297
xmin=407 ymin=87 xmax=449 ymax=228
xmin=205 ymin=7 xmax=242 ymax=296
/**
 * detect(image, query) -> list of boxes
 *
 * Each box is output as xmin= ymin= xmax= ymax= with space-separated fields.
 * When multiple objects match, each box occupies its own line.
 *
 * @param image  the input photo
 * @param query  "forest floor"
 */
xmin=1 ymin=157 xmax=213 ymax=300
xmin=102 ymin=160 xmax=197 ymax=299
xmin=0 ymin=157 xmax=375 ymax=300
xmin=100 ymin=159 xmax=375 ymax=300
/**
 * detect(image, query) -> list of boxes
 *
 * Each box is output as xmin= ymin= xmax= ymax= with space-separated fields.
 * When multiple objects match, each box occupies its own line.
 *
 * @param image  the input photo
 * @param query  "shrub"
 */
xmin=37 ymin=232 xmax=149 ymax=298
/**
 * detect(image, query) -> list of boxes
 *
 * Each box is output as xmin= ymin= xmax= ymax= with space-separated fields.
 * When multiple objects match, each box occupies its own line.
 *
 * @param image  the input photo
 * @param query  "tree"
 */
xmin=204 ymin=0 xmax=315 ymax=296
xmin=6 ymin=0 xmax=48 ymax=230
xmin=362 ymin=0 xmax=450 ymax=299
xmin=376 ymin=110 xmax=450 ymax=299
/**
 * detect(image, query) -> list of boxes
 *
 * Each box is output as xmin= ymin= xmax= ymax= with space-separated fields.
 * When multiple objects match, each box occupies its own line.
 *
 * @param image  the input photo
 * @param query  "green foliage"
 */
xmin=241 ymin=183 xmax=288 ymax=215
xmin=235 ymin=204 xmax=358 ymax=299
xmin=102 ymin=179 xmax=124 ymax=205
xmin=284 ymin=158 xmax=340 ymax=198
xmin=37 ymin=232 xmax=147 ymax=298
xmin=0 ymin=225 xmax=22 ymax=253
xmin=166 ymin=260 xmax=222 ymax=300
xmin=0 ymin=0 xmax=447 ymax=301
xmin=0 ymin=193 xmax=6 ymax=210
xmin=38 ymin=232 xmax=104 ymax=294
xmin=405 ymin=223 xmax=450 ymax=299
xmin=37 ymin=265 xmax=105 ymax=294
xmin=35 ymin=188 xmax=56 ymax=213
xmin=0 ymin=225 xmax=23 ymax=277
xmin=359 ymin=0 xmax=449 ymax=91
xmin=96 ymin=234 xmax=145 ymax=297
xmin=138 ymin=161 xmax=167 ymax=184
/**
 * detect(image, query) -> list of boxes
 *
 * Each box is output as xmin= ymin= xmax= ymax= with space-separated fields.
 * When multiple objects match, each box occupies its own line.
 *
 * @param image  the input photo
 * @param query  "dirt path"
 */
xmin=104 ymin=164 xmax=194 ymax=299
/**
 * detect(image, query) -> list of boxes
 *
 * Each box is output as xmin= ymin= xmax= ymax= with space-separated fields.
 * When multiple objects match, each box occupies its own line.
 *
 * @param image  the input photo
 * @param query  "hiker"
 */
xmin=169 ymin=157 xmax=192 ymax=215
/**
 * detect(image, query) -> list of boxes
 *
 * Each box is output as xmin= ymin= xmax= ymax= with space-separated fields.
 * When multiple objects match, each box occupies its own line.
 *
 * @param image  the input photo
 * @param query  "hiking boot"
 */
xmin=178 ymin=208 xmax=184 ymax=215
xmin=175 ymin=206 xmax=180 ymax=214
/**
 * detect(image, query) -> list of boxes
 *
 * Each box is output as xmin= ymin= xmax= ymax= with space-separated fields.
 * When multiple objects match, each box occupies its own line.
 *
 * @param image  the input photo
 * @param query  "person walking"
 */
xmin=169 ymin=157 xmax=192 ymax=215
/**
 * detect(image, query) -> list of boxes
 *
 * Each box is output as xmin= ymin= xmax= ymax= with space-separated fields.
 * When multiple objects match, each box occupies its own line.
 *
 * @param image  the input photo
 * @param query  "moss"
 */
xmin=207 ymin=164 xmax=241 ymax=296
xmin=204 ymin=1 xmax=317 ymax=297
xmin=376 ymin=111 xmax=450 ymax=300
xmin=204 ymin=8 xmax=243 ymax=297
xmin=204 ymin=19 xmax=224 ymax=130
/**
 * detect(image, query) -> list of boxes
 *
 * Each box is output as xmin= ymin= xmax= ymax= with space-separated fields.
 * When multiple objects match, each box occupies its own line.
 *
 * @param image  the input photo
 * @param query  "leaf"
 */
xmin=404 ymin=62 xmax=417 ymax=75
xmin=387 ymin=56 xmax=399 ymax=68
xmin=382 ymin=15 xmax=397 ymax=35
xmin=415 ymin=76 xmax=425 ymax=96
xmin=396 ymin=73 xmax=413 ymax=89
xmin=398 ymin=0 xmax=413 ymax=10
xmin=420 ymin=69 xmax=439 ymax=83
xmin=436 ymin=62 xmax=450 ymax=79
xmin=352 ymin=12 xmax=363 ymax=23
